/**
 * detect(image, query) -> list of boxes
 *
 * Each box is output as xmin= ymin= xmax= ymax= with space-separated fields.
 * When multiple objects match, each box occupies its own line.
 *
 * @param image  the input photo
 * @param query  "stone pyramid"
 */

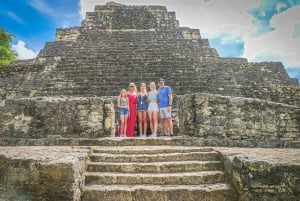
xmin=1 ymin=2 xmax=299 ymax=105
xmin=1 ymin=2 xmax=300 ymax=142
xmin=0 ymin=4 xmax=299 ymax=200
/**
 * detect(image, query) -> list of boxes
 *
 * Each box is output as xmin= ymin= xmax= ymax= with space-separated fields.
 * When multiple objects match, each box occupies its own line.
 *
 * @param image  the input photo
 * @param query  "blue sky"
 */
xmin=1 ymin=0 xmax=300 ymax=81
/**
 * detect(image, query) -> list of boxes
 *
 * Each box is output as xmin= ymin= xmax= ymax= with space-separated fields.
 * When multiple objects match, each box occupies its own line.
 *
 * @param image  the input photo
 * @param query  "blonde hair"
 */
xmin=149 ymin=82 xmax=156 ymax=88
xmin=128 ymin=83 xmax=137 ymax=92
xmin=117 ymin=89 xmax=127 ymax=108
xmin=140 ymin=82 xmax=147 ymax=93
xmin=118 ymin=89 xmax=127 ymax=99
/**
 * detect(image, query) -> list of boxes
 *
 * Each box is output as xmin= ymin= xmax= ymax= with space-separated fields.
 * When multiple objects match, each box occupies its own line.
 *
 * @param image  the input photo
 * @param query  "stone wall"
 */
xmin=0 ymin=146 xmax=89 ymax=201
xmin=1 ymin=94 xmax=299 ymax=147
xmin=89 ymin=2 xmax=179 ymax=30
xmin=0 ymin=57 xmax=63 ymax=99
xmin=0 ymin=97 xmax=115 ymax=139
xmin=56 ymin=27 xmax=81 ymax=41
xmin=217 ymin=148 xmax=300 ymax=201
xmin=179 ymin=93 xmax=300 ymax=147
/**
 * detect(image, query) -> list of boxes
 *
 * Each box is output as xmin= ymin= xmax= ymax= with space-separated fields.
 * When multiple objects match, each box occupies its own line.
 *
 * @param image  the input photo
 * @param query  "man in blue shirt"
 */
xmin=158 ymin=78 xmax=174 ymax=136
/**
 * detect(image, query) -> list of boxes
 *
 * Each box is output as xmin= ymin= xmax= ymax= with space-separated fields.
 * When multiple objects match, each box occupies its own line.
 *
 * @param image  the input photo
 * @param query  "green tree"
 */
xmin=0 ymin=28 xmax=17 ymax=67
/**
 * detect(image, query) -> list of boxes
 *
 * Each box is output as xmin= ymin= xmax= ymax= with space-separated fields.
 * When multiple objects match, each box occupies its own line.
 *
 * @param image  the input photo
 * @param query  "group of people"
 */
xmin=117 ymin=78 xmax=174 ymax=137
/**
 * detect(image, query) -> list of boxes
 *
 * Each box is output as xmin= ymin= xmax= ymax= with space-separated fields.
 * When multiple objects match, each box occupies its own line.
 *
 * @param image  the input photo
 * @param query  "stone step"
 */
xmin=89 ymin=151 xmax=220 ymax=162
xmin=82 ymin=183 xmax=236 ymax=201
xmin=92 ymin=146 xmax=214 ymax=154
xmin=86 ymin=160 xmax=223 ymax=173
xmin=85 ymin=171 xmax=225 ymax=185
xmin=77 ymin=137 xmax=209 ymax=146
xmin=0 ymin=137 xmax=217 ymax=146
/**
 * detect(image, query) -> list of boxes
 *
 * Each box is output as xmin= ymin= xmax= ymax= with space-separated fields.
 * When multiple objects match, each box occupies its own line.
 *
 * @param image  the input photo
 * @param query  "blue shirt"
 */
xmin=158 ymin=86 xmax=172 ymax=108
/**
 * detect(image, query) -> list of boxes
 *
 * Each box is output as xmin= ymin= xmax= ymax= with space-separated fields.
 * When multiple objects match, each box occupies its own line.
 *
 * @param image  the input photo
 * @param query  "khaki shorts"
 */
xmin=159 ymin=107 xmax=171 ymax=119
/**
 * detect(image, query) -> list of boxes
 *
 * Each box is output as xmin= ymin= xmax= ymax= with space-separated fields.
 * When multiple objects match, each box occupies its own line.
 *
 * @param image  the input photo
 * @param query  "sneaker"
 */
xmin=150 ymin=133 xmax=157 ymax=137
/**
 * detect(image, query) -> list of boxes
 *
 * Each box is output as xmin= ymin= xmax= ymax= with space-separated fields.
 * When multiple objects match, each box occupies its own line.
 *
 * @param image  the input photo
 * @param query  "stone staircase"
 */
xmin=82 ymin=145 xmax=237 ymax=201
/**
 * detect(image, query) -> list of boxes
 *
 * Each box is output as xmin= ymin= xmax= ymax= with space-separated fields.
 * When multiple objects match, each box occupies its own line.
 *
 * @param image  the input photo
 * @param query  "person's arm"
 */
xmin=146 ymin=92 xmax=150 ymax=103
xmin=127 ymin=97 xmax=130 ymax=116
xmin=168 ymin=87 xmax=173 ymax=106
xmin=167 ymin=87 xmax=172 ymax=112
xmin=117 ymin=97 xmax=121 ymax=108
xmin=168 ymin=93 xmax=173 ymax=107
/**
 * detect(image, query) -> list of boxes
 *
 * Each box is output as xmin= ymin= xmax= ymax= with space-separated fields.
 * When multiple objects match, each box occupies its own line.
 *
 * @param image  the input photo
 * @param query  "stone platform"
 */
xmin=0 ymin=138 xmax=299 ymax=201
xmin=0 ymin=136 xmax=299 ymax=148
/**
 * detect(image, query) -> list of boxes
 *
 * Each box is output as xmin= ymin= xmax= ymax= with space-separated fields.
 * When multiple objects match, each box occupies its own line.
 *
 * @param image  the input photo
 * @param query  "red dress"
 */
xmin=126 ymin=93 xmax=137 ymax=137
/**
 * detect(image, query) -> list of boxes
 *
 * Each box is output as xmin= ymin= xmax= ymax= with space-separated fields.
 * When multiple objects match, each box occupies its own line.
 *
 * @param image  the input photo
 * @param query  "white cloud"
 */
xmin=260 ymin=10 xmax=266 ymax=17
xmin=79 ymin=0 xmax=102 ymax=18
xmin=78 ymin=0 xmax=300 ymax=70
xmin=28 ymin=0 xmax=55 ymax=17
xmin=12 ymin=41 xmax=39 ymax=60
xmin=294 ymin=23 xmax=300 ymax=38
xmin=62 ymin=21 xmax=70 ymax=28
xmin=243 ymin=5 xmax=300 ymax=68
xmin=6 ymin=11 xmax=25 ymax=25
xmin=79 ymin=0 xmax=258 ymax=38
xmin=276 ymin=3 xmax=287 ymax=13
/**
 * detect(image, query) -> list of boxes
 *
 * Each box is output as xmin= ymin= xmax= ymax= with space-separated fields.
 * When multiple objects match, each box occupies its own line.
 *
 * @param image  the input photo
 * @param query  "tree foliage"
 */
xmin=0 ymin=28 xmax=17 ymax=67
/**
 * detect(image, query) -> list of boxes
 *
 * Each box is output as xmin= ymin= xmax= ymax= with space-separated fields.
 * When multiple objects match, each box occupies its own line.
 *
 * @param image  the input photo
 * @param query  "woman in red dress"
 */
xmin=126 ymin=83 xmax=137 ymax=137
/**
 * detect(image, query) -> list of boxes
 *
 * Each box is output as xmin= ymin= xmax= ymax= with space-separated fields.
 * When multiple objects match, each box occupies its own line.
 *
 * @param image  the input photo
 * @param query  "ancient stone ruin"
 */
xmin=0 ymin=2 xmax=299 ymax=201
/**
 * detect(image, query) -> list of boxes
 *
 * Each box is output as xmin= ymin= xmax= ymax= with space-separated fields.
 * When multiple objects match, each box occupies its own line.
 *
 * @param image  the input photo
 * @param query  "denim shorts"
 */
xmin=137 ymin=102 xmax=148 ymax=111
xmin=119 ymin=108 xmax=129 ymax=115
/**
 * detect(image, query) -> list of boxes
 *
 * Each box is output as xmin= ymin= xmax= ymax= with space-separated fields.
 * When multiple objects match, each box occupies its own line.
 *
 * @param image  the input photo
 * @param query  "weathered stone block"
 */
xmin=218 ymin=148 xmax=300 ymax=201
xmin=0 ymin=147 xmax=89 ymax=201
xmin=0 ymin=97 xmax=114 ymax=138
xmin=179 ymin=93 xmax=300 ymax=147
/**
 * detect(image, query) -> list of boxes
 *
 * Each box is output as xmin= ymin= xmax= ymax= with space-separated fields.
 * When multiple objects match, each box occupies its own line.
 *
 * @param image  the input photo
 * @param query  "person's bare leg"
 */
xmin=120 ymin=115 xmax=125 ymax=136
xmin=148 ymin=111 xmax=154 ymax=134
xmin=167 ymin=118 xmax=173 ymax=136
xmin=138 ymin=111 xmax=143 ymax=136
xmin=143 ymin=111 xmax=147 ymax=134
xmin=163 ymin=118 xmax=168 ymax=135
xmin=153 ymin=111 xmax=158 ymax=134
xmin=123 ymin=115 xmax=128 ymax=136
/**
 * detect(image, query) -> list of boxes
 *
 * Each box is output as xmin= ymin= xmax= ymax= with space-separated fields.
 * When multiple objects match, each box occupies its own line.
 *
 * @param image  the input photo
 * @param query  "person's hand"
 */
xmin=167 ymin=106 xmax=171 ymax=112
